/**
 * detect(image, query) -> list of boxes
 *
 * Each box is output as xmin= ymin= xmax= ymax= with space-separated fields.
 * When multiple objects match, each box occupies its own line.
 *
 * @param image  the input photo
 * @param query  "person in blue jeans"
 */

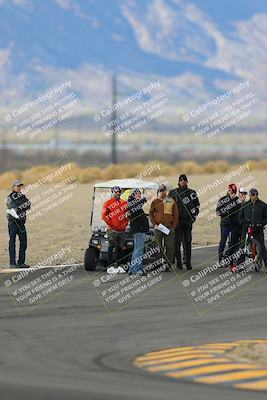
xmin=216 ymin=183 xmax=238 ymax=264
xmin=127 ymin=189 xmax=149 ymax=275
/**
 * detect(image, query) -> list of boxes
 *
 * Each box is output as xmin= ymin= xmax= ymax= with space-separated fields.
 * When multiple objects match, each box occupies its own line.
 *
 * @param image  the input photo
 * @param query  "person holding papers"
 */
xmin=149 ymin=184 xmax=179 ymax=271
xmin=6 ymin=180 xmax=31 ymax=268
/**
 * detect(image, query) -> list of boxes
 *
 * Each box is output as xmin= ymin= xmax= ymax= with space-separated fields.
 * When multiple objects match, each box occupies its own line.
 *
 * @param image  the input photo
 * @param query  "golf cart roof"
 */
xmin=94 ymin=179 xmax=158 ymax=190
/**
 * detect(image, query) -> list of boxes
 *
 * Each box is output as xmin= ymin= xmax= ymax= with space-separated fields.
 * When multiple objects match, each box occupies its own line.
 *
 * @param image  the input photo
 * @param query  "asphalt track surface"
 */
xmin=1 ymin=244 xmax=267 ymax=400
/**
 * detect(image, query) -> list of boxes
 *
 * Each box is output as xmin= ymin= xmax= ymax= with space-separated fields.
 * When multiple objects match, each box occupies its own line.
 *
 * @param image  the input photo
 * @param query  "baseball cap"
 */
xmin=179 ymin=174 xmax=188 ymax=182
xmin=239 ymin=187 xmax=248 ymax=194
xmin=228 ymin=183 xmax=237 ymax=194
xmin=12 ymin=180 xmax=24 ymax=187
xmin=249 ymin=188 xmax=258 ymax=196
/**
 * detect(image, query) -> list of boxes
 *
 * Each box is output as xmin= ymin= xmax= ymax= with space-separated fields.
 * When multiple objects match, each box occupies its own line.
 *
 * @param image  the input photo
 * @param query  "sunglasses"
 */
xmin=250 ymin=193 xmax=257 ymax=196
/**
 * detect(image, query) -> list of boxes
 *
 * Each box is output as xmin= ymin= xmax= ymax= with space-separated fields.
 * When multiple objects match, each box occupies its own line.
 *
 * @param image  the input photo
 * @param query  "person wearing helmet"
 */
xmin=238 ymin=188 xmax=267 ymax=269
xmin=102 ymin=186 xmax=128 ymax=270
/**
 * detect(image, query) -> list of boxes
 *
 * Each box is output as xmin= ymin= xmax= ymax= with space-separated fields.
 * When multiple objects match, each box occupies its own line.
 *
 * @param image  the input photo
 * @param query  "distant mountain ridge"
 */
xmin=0 ymin=0 xmax=266 ymax=122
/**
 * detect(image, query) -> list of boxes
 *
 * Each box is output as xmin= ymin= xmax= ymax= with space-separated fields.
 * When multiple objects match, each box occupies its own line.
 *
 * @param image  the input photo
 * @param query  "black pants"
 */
xmin=8 ymin=221 xmax=27 ymax=266
xmin=229 ymin=229 xmax=242 ymax=266
xmin=254 ymin=229 xmax=267 ymax=267
xmin=107 ymin=230 xmax=125 ymax=265
xmin=175 ymin=222 xmax=192 ymax=267
xmin=218 ymin=225 xmax=231 ymax=261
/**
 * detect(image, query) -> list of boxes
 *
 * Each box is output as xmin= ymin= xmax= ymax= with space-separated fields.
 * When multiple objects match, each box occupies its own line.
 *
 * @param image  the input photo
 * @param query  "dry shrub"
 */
xmin=77 ymin=167 xmax=103 ymax=183
xmin=1 ymin=159 xmax=267 ymax=186
xmin=214 ymin=160 xmax=230 ymax=173
xmin=202 ymin=161 xmax=217 ymax=174
xmin=21 ymin=162 xmax=80 ymax=184
xmin=102 ymin=164 xmax=125 ymax=180
xmin=21 ymin=165 xmax=52 ymax=184
xmin=123 ymin=163 xmax=146 ymax=178
xmin=258 ymin=159 xmax=267 ymax=170
xmin=156 ymin=162 xmax=176 ymax=176
xmin=174 ymin=161 xmax=202 ymax=175
xmin=0 ymin=171 xmax=21 ymax=190
xmin=247 ymin=160 xmax=267 ymax=171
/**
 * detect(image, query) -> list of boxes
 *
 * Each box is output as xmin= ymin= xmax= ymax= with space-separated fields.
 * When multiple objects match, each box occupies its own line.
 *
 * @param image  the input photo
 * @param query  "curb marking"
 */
xmin=134 ymin=340 xmax=267 ymax=392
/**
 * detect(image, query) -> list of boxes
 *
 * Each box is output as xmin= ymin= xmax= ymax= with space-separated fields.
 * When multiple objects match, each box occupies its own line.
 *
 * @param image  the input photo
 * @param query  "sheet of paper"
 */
xmin=7 ymin=208 xmax=19 ymax=219
xmin=155 ymin=223 xmax=170 ymax=235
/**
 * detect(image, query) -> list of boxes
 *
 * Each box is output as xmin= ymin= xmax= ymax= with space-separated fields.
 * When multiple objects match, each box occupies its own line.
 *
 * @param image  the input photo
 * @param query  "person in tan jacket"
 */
xmin=149 ymin=184 xmax=179 ymax=270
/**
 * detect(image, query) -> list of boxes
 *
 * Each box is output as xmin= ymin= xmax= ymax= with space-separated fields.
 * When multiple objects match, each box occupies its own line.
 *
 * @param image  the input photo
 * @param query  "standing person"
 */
xmin=216 ymin=183 xmax=236 ymax=263
xmin=228 ymin=185 xmax=242 ymax=267
xmin=149 ymin=184 xmax=179 ymax=271
xmin=238 ymin=188 xmax=267 ymax=269
xmin=6 ymin=180 xmax=31 ymax=268
xmin=169 ymin=175 xmax=199 ymax=270
xmin=102 ymin=186 xmax=128 ymax=272
xmin=239 ymin=187 xmax=248 ymax=205
xmin=127 ymin=189 xmax=149 ymax=276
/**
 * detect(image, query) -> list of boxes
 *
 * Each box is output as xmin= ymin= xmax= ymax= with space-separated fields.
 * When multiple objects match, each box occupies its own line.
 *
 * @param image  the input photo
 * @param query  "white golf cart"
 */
xmin=84 ymin=179 xmax=158 ymax=271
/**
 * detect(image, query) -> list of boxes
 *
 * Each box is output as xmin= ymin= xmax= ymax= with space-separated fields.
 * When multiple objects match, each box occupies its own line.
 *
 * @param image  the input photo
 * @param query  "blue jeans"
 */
xmin=8 ymin=221 xmax=27 ymax=265
xmin=218 ymin=225 xmax=231 ymax=261
xmin=129 ymin=233 xmax=146 ymax=274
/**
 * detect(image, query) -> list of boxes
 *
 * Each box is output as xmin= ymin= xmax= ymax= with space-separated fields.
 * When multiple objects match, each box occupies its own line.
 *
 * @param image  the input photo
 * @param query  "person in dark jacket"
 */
xmin=238 ymin=188 xmax=267 ymax=268
xmin=6 ymin=180 xmax=31 ymax=268
xmin=228 ymin=187 xmax=243 ymax=267
xmin=216 ymin=183 xmax=238 ymax=263
xmin=127 ymin=189 xmax=149 ymax=275
xmin=169 ymin=174 xmax=200 ymax=270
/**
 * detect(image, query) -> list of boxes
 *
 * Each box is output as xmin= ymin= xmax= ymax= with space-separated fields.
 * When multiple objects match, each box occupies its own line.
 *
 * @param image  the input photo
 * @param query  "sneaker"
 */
xmin=117 ymin=266 xmax=126 ymax=274
xmin=186 ymin=265 xmax=192 ymax=270
xmin=9 ymin=264 xmax=17 ymax=268
xmin=177 ymin=264 xmax=183 ymax=270
xmin=107 ymin=266 xmax=118 ymax=274
xmin=18 ymin=263 xmax=30 ymax=268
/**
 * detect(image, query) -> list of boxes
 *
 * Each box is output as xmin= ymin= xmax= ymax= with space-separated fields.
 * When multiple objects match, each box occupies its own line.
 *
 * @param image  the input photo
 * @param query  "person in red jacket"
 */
xmin=102 ymin=186 xmax=128 ymax=269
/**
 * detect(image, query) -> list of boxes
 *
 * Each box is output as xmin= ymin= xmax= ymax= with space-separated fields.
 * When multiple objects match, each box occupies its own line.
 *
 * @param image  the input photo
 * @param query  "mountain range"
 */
xmin=0 ymin=0 xmax=266 ymax=124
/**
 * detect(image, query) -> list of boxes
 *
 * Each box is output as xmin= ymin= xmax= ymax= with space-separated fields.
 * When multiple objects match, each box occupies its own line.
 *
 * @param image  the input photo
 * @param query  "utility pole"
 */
xmin=111 ymin=74 xmax=117 ymax=164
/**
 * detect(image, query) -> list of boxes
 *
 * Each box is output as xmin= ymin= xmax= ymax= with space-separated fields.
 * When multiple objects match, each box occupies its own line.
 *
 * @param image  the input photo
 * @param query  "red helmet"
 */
xmin=228 ymin=183 xmax=237 ymax=194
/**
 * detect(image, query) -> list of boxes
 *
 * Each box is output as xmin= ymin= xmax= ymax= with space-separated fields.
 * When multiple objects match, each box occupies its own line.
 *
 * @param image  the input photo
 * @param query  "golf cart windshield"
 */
xmin=91 ymin=179 xmax=158 ymax=231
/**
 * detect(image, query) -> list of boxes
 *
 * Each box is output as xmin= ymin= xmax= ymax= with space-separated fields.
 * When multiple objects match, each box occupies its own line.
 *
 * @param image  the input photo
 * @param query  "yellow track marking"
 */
xmin=235 ymin=379 xmax=267 ymax=390
xmin=135 ymin=354 xmax=218 ymax=366
xmin=196 ymin=369 xmax=267 ymax=384
xmin=134 ymin=340 xmax=267 ymax=392
xmin=136 ymin=349 xmax=224 ymax=362
xmin=147 ymin=358 xmax=230 ymax=372
xmin=144 ymin=347 xmax=194 ymax=356
xmin=166 ymin=363 xmax=253 ymax=378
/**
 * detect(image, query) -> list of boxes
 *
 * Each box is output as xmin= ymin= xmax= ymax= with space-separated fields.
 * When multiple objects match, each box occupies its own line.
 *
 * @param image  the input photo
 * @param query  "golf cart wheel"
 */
xmin=84 ymin=247 xmax=98 ymax=271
